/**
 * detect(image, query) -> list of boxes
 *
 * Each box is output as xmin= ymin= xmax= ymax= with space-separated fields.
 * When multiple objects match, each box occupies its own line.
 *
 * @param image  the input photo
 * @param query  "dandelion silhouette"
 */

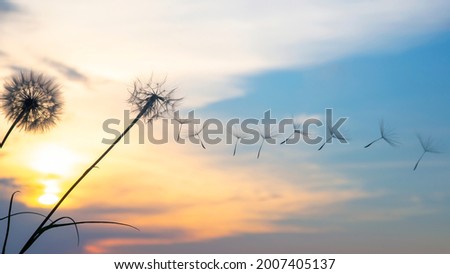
xmin=364 ymin=120 xmax=399 ymax=148
xmin=230 ymin=125 xmax=250 ymax=156
xmin=18 ymin=76 xmax=180 ymax=253
xmin=173 ymin=114 xmax=193 ymax=142
xmin=257 ymin=126 xmax=279 ymax=159
xmin=128 ymin=77 xmax=181 ymax=123
xmin=188 ymin=123 xmax=207 ymax=149
xmin=0 ymin=70 xmax=62 ymax=148
xmin=413 ymin=135 xmax=440 ymax=171
xmin=280 ymin=119 xmax=308 ymax=145
xmin=318 ymin=125 xmax=347 ymax=151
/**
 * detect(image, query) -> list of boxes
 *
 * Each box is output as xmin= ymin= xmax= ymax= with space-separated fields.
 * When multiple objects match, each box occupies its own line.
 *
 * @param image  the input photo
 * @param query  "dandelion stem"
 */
xmin=19 ymin=96 xmax=157 ymax=254
xmin=280 ymin=132 xmax=294 ymax=145
xmin=233 ymin=137 xmax=240 ymax=156
xmin=0 ymin=108 xmax=27 ymax=149
xmin=364 ymin=137 xmax=382 ymax=148
xmin=257 ymin=140 xmax=264 ymax=159
xmin=413 ymin=151 xmax=426 ymax=171
xmin=200 ymin=139 xmax=206 ymax=149
xmin=177 ymin=124 xmax=182 ymax=141
xmin=2 ymin=191 xmax=19 ymax=254
xmin=318 ymin=137 xmax=332 ymax=151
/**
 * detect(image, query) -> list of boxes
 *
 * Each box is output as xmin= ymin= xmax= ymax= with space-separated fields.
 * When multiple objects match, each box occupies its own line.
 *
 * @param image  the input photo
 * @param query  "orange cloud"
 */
xmin=64 ymin=142 xmax=369 ymax=253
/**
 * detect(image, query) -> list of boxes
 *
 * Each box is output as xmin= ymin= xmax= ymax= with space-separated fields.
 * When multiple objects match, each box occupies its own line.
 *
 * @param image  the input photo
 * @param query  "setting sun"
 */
xmin=38 ymin=193 xmax=59 ymax=205
xmin=36 ymin=179 xmax=61 ymax=206
xmin=26 ymin=144 xmax=81 ymax=206
xmin=29 ymin=144 xmax=80 ymax=176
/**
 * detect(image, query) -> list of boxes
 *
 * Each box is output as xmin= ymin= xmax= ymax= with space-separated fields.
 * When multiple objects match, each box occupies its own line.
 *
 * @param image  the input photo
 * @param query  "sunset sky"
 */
xmin=1 ymin=0 xmax=450 ymax=253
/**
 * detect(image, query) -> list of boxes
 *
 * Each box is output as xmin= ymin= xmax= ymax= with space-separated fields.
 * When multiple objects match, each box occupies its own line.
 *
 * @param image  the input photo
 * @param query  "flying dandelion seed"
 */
xmin=318 ymin=125 xmax=347 ymax=151
xmin=188 ymin=123 xmax=207 ymax=149
xmin=280 ymin=119 xmax=309 ymax=145
xmin=19 ymin=76 xmax=181 ymax=254
xmin=0 ymin=70 xmax=62 ymax=148
xmin=364 ymin=120 xmax=399 ymax=148
xmin=230 ymin=125 xmax=250 ymax=156
xmin=173 ymin=114 xmax=193 ymax=141
xmin=257 ymin=125 xmax=279 ymax=159
xmin=128 ymin=76 xmax=181 ymax=123
xmin=413 ymin=135 xmax=440 ymax=171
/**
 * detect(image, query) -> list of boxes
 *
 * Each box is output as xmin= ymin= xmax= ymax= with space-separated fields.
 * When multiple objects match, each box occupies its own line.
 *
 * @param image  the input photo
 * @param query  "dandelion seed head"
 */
xmin=379 ymin=120 xmax=399 ymax=146
xmin=128 ymin=77 xmax=182 ymax=123
xmin=417 ymin=135 xmax=440 ymax=154
xmin=1 ymin=70 xmax=63 ymax=132
xmin=293 ymin=121 xmax=302 ymax=130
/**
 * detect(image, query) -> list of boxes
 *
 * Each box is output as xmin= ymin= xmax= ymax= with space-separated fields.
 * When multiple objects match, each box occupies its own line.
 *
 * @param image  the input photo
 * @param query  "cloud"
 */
xmin=0 ymin=0 xmax=15 ymax=13
xmin=40 ymin=142 xmax=369 ymax=253
xmin=8 ymin=65 xmax=27 ymax=73
xmin=43 ymin=59 xmax=88 ymax=82
xmin=0 ymin=177 xmax=16 ymax=188
xmin=83 ymin=231 xmax=188 ymax=253
xmin=1 ymin=1 xmax=450 ymax=107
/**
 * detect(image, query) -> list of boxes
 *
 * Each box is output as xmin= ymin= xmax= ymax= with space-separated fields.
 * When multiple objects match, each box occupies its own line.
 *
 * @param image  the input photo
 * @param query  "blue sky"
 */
xmin=1 ymin=0 xmax=450 ymax=253
xmin=187 ymin=31 xmax=450 ymax=253
xmin=202 ymin=31 xmax=450 ymax=121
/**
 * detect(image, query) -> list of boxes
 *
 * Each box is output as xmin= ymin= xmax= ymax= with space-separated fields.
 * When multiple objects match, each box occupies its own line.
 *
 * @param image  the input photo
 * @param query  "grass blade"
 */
xmin=0 ymin=211 xmax=50 ymax=222
xmin=2 ymin=191 xmax=19 ymax=254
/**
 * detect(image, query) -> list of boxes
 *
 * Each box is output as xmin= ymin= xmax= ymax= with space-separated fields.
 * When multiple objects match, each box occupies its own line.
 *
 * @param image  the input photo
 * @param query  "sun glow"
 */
xmin=28 ymin=144 xmax=81 ymax=206
xmin=38 ymin=193 xmax=59 ymax=205
xmin=34 ymin=178 xmax=62 ymax=206
xmin=30 ymin=144 xmax=80 ymax=176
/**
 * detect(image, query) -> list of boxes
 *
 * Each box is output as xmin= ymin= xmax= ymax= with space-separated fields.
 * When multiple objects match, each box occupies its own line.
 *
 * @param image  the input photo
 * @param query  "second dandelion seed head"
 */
xmin=1 ymin=70 xmax=63 ymax=132
xmin=128 ymin=77 xmax=182 ymax=123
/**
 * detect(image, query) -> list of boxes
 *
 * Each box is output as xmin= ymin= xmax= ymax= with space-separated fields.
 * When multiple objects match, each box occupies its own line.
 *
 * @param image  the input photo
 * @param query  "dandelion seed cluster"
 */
xmin=1 ymin=71 xmax=63 ymax=132
xmin=128 ymin=78 xmax=182 ymax=123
